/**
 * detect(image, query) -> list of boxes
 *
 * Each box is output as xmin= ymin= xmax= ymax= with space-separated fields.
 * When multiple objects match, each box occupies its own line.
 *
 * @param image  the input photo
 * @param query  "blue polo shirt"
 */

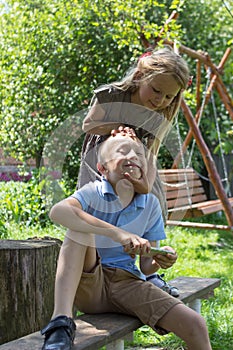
xmin=71 ymin=178 xmax=166 ymax=280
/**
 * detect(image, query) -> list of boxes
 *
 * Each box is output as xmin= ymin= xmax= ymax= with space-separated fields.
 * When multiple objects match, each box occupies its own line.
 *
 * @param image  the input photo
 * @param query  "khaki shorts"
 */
xmin=74 ymin=259 xmax=182 ymax=334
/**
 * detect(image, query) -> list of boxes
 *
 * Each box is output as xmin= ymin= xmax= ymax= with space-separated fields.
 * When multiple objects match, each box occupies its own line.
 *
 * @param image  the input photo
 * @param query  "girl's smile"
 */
xmin=132 ymin=73 xmax=181 ymax=111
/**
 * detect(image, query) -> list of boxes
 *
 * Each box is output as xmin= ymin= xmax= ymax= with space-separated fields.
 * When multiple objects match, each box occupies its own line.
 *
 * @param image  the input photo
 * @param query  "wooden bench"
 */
xmin=158 ymin=168 xmax=233 ymax=230
xmin=0 ymin=276 xmax=220 ymax=350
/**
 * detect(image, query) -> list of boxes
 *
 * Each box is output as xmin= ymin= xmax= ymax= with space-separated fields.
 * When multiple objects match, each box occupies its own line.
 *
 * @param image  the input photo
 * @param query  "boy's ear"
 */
xmin=97 ymin=162 xmax=107 ymax=175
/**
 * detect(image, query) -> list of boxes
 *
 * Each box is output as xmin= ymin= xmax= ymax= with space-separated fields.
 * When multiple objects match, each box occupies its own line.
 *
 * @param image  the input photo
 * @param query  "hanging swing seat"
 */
xmin=158 ymin=168 xmax=233 ymax=221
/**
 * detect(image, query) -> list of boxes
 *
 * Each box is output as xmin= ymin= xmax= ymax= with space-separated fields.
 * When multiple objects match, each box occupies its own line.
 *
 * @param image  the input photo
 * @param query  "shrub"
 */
xmin=0 ymin=220 xmax=8 ymax=239
xmin=0 ymin=168 xmax=68 ymax=227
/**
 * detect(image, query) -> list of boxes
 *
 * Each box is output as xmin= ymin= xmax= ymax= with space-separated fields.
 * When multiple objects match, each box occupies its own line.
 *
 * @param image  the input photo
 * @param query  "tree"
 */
xmin=0 ymin=0 xmax=179 ymax=166
xmin=0 ymin=0 xmax=232 ymax=181
xmin=177 ymin=0 xmax=233 ymax=155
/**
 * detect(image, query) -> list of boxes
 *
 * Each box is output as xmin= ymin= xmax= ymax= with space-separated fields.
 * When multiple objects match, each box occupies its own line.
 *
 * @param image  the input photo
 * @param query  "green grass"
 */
xmin=5 ymin=216 xmax=233 ymax=350
xmin=4 ymin=221 xmax=66 ymax=241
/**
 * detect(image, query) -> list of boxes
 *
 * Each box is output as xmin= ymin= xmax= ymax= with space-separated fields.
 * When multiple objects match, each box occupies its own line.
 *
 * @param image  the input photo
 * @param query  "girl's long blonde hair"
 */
xmin=111 ymin=46 xmax=190 ymax=122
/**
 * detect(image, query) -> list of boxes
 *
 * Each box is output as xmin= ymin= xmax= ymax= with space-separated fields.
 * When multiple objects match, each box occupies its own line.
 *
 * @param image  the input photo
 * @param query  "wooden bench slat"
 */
xmin=199 ymin=199 xmax=233 ymax=215
xmin=0 ymin=315 xmax=142 ymax=350
xmin=168 ymin=197 xmax=233 ymax=215
xmin=165 ymin=186 xmax=205 ymax=200
xmin=167 ymin=220 xmax=233 ymax=231
xmin=159 ymin=168 xmax=198 ymax=179
xmin=162 ymin=176 xmax=201 ymax=185
xmin=163 ymin=181 xmax=205 ymax=194
xmin=167 ymin=194 xmax=207 ymax=209
xmin=198 ymin=197 xmax=233 ymax=209
xmin=169 ymin=276 xmax=221 ymax=303
xmin=73 ymin=314 xmax=142 ymax=350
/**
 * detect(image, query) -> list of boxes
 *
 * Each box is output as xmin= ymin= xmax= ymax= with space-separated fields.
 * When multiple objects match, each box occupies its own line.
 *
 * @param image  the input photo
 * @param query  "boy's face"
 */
xmin=98 ymin=135 xmax=147 ymax=189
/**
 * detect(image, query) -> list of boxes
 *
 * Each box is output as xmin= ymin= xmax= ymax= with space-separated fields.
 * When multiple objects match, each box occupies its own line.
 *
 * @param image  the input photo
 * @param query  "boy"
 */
xmin=41 ymin=130 xmax=212 ymax=350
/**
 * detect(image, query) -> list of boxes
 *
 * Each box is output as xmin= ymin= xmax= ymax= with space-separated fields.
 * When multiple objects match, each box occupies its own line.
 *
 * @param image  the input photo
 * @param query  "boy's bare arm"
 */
xmin=49 ymin=198 xmax=151 ymax=254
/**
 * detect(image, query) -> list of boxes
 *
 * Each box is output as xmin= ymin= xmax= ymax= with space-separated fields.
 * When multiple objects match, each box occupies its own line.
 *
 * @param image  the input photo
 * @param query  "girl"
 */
xmin=78 ymin=45 xmax=190 ymax=220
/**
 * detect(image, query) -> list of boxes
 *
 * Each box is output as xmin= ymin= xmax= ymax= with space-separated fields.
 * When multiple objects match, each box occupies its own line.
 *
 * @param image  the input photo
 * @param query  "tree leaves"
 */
xmin=0 ymin=0 xmax=232 ymax=181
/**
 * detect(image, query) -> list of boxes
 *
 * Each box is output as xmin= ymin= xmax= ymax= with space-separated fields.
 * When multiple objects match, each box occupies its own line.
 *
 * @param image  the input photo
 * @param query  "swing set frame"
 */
xmin=140 ymin=11 xmax=233 ymax=231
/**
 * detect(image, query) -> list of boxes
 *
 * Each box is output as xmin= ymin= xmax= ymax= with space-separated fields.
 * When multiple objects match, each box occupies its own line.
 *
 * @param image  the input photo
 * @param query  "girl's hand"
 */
xmin=123 ymin=167 xmax=149 ymax=194
xmin=111 ymin=125 xmax=136 ymax=138
xmin=123 ymin=151 xmax=156 ymax=194
xmin=153 ymin=246 xmax=177 ymax=269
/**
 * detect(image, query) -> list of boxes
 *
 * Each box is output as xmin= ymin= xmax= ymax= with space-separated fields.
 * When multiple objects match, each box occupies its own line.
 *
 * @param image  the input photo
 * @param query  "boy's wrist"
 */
xmin=112 ymin=228 xmax=126 ymax=243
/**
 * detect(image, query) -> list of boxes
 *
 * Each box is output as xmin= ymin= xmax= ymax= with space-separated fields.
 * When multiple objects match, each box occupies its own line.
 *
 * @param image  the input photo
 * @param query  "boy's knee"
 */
xmin=65 ymin=231 xmax=96 ymax=247
xmin=188 ymin=312 xmax=208 ymax=337
xmin=160 ymin=304 xmax=208 ymax=338
xmin=195 ymin=313 xmax=208 ymax=330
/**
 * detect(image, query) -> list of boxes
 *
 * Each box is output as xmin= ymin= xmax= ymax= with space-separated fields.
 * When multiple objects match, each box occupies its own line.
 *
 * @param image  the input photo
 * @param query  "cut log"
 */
xmin=0 ymin=239 xmax=61 ymax=344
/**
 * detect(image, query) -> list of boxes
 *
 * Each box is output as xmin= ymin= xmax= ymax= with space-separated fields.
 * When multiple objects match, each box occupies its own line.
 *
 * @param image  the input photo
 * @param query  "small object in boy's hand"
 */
xmin=149 ymin=247 xmax=175 ymax=256
xmin=141 ymin=247 xmax=175 ymax=257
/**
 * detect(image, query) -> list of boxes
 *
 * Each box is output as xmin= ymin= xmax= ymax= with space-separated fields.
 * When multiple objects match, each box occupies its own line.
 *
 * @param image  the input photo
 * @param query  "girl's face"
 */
xmin=134 ymin=73 xmax=181 ymax=111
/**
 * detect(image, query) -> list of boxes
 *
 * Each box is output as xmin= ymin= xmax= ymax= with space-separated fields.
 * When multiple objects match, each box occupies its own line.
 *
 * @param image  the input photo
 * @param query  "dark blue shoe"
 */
xmin=41 ymin=315 xmax=76 ymax=350
xmin=146 ymin=273 xmax=180 ymax=297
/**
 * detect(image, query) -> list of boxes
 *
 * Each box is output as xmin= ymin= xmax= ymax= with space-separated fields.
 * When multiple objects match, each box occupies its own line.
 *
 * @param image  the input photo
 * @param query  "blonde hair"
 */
xmin=111 ymin=46 xmax=190 ymax=122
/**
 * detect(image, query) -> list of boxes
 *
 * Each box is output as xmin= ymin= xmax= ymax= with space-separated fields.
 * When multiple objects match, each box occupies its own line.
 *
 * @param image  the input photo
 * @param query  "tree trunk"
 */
xmin=0 ymin=239 xmax=61 ymax=345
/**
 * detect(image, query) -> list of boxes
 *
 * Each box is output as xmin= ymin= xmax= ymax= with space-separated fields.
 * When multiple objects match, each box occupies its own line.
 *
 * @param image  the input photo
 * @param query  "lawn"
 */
xmin=4 ymin=214 xmax=233 ymax=350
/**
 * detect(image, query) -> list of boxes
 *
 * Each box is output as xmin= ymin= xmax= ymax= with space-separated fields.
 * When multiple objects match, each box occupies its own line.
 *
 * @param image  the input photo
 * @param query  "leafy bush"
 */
xmin=0 ymin=168 xmax=68 ymax=229
xmin=0 ymin=220 xmax=8 ymax=239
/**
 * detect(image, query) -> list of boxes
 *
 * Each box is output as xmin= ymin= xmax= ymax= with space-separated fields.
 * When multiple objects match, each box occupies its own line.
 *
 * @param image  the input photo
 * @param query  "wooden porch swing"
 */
xmin=159 ymin=167 xmax=233 ymax=231
xmin=140 ymin=11 xmax=233 ymax=231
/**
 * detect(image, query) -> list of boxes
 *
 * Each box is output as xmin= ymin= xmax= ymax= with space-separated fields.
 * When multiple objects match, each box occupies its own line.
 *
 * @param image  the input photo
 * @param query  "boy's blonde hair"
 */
xmin=111 ymin=46 xmax=190 ymax=122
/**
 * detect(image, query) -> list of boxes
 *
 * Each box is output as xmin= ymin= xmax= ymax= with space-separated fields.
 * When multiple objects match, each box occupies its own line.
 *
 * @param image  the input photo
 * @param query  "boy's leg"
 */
xmin=41 ymin=233 xmax=96 ymax=350
xmin=156 ymin=303 xmax=212 ymax=350
xmin=52 ymin=235 xmax=96 ymax=318
xmin=107 ymin=270 xmax=212 ymax=350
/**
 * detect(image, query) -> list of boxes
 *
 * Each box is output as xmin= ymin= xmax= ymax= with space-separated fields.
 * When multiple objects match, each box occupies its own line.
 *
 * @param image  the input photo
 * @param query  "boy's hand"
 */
xmin=153 ymin=246 xmax=177 ymax=269
xmin=119 ymin=234 xmax=151 ymax=258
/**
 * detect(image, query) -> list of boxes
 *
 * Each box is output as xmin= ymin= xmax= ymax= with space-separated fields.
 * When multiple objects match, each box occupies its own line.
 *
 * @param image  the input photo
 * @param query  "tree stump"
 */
xmin=0 ymin=239 xmax=61 ymax=345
